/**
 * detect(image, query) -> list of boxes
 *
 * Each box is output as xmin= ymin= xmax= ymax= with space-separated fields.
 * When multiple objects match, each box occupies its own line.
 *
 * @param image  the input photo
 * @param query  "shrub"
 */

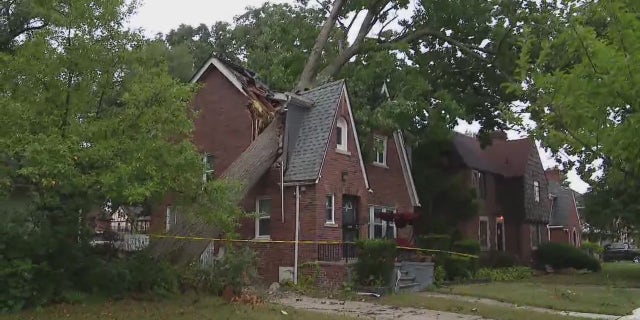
xmin=354 ymin=239 xmax=397 ymax=286
xmin=417 ymin=234 xmax=452 ymax=251
xmin=185 ymin=245 xmax=258 ymax=295
xmin=443 ymin=255 xmax=478 ymax=280
xmin=581 ymin=241 xmax=604 ymax=256
xmin=535 ymin=243 xmax=601 ymax=272
xmin=479 ymin=250 xmax=517 ymax=268
xmin=434 ymin=265 xmax=446 ymax=286
xmin=475 ymin=267 xmax=533 ymax=281
xmin=452 ymin=239 xmax=481 ymax=255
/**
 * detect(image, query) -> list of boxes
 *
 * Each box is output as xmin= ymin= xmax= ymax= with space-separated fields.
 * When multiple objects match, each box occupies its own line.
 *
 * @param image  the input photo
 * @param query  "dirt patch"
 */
xmin=275 ymin=295 xmax=483 ymax=320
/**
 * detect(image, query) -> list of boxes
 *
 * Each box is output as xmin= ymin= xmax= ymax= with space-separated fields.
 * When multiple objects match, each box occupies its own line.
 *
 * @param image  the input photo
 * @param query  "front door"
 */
xmin=342 ymin=195 xmax=359 ymax=258
xmin=496 ymin=220 xmax=505 ymax=251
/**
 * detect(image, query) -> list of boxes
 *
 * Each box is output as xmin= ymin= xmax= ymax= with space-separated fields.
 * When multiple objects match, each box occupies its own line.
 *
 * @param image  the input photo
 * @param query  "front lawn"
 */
xmin=437 ymin=263 xmax=640 ymax=316
xmin=0 ymin=295 xmax=353 ymax=320
xmin=382 ymin=294 xmax=590 ymax=320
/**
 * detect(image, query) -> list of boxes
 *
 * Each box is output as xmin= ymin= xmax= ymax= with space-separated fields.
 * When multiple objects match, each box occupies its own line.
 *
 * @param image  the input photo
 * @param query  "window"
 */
xmin=471 ymin=170 xmax=486 ymax=199
xmin=336 ymin=117 xmax=348 ymax=151
xmin=479 ymin=216 xmax=490 ymax=250
xmin=165 ymin=206 xmax=177 ymax=231
xmin=255 ymin=198 xmax=271 ymax=238
xmin=531 ymin=224 xmax=544 ymax=248
xmin=369 ymin=206 xmax=397 ymax=239
xmin=373 ymin=135 xmax=387 ymax=166
xmin=325 ymin=195 xmax=335 ymax=224
xmin=534 ymin=180 xmax=540 ymax=202
xmin=203 ymin=153 xmax=215 ymax=182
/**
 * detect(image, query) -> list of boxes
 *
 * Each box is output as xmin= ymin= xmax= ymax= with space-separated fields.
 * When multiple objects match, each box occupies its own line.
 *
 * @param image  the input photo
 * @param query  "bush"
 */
xmin=354 ymin=239 xmax=397 ymax=286
xmin=535 ymin=243 xmax=601 ymax=272
xmin=581 ymin=241 xmax=604 ymax=256
xmin=184 ymin=246 xmax=258 ymax=296
xmin=452 ymin=239 xmax=481 ymax=255
xmin=475 ymin=267 xmax=533 ymax=281
xmin=417 ymin=234 xmax=452 ymax=251
xmin=443 ymin=255 xmax=478 ymax=280
xmin=479 ymin=250 xmax=517 ymax=268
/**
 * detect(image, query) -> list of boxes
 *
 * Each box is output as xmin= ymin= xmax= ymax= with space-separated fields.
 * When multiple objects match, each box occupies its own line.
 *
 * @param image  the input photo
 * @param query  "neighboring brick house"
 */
xmin=546 ymin=168 xmax=583 ymax=247
xmin=452 ymin=131 xmax=550 ymax=263
xmin=152 ymin=57 xmax=420 ymax=285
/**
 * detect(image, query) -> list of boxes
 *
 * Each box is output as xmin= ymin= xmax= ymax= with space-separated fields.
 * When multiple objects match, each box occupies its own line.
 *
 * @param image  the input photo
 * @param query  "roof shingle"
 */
xmin=284 ymin=80 xmax=345 ymax=182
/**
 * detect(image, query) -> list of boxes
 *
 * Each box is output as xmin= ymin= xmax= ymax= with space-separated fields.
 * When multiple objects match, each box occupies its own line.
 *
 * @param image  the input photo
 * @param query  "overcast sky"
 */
xmin=130 ymin=0 xmax=590 ymax=193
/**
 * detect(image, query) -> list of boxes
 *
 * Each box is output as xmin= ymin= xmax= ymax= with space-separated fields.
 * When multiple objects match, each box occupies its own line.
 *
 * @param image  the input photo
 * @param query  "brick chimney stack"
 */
xmin=545 ymin=167 xmax=564 ymax=183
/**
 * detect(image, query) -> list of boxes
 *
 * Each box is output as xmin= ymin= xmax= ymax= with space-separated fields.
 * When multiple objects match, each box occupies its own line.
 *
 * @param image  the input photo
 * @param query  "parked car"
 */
xmin=602 ymin=243 xmax=640 ymax=263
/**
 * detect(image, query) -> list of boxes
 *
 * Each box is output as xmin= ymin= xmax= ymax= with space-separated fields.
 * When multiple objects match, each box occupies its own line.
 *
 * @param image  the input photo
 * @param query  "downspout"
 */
xmin=294 ymin=185 xmax=301 ymax=285
xmin=281 ymin=162 xmax=285 ymax=222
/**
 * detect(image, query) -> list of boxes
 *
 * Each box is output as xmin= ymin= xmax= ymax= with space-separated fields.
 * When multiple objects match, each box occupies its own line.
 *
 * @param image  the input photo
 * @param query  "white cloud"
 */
xmin=129 ymin=0 xmax=294 ymax=36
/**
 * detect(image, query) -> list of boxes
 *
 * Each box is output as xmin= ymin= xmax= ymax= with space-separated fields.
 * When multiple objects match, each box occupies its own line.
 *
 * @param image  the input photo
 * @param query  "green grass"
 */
xmin=0 ymin=295 xmax=354 ymax=320
xmin=382 ymin=294 xmax=590 ymax=320
xmin=437 ymin=263 xmax=640 ymax=316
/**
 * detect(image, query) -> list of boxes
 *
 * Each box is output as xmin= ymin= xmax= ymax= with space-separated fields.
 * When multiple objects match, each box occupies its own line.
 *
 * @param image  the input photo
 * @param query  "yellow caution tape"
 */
xmin=148 ymin=234 xmax=478 ymax=259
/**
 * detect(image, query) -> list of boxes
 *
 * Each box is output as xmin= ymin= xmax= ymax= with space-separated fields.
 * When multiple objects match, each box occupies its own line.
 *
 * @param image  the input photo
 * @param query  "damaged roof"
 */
xmin=284 ymin=80 xmax=345 ymax=182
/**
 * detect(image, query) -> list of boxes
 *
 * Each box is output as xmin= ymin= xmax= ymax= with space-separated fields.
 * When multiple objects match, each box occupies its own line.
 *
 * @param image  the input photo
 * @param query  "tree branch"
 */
xmin=296 ymin=0 xmax=346 ymax=90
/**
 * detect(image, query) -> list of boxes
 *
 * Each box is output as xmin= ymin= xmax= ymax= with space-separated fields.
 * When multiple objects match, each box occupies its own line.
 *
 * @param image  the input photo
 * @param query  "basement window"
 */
xmin=336 ymin=117 xmax=348 ymax=152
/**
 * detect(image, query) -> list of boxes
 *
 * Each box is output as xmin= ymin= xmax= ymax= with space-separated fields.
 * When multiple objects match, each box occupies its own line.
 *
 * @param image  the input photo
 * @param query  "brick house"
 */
xmin=152 ymin=57 xmax=420 ymax=285
xmin=452 ymin=131 xmax=550 ymax=263
xmin=546 ymin=168 xmax=583 ymax=246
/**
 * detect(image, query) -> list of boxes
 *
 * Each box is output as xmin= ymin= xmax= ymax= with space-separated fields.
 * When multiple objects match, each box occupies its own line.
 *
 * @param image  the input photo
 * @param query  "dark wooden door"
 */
xmin=342 ymin=195 xmax=358 ymax=259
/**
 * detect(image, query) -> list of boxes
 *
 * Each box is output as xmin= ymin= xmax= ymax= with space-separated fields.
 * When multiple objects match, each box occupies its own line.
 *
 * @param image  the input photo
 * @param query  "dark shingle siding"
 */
xmin=284 ymin=80 xmax=344 ymax=182
xmin=523 ymin=143 xmax=550 ymax=223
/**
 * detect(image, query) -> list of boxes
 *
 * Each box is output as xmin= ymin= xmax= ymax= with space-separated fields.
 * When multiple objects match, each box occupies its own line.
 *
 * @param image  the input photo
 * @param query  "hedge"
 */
xmin=534 ymin=242 xmax=601 ymax=272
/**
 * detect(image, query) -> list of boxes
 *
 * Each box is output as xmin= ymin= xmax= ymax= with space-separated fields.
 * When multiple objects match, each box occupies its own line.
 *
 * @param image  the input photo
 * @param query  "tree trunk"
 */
xmin=220 ymin=115 xmax=283 ymax=199
xmin=296 ymin=0 xmax=346 ymax=91
xmin=150 ymin=114 xmax=284 ymax=265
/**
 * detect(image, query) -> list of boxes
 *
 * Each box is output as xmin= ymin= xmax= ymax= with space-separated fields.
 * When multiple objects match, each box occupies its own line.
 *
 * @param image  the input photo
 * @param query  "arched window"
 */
xmin=336 ymin=117 xmax=348 ymax=151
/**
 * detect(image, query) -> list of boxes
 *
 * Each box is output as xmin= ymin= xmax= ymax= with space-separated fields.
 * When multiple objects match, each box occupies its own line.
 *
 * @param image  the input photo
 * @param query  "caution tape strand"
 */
xmin=148 ymin=234 xmax=478 ymax=259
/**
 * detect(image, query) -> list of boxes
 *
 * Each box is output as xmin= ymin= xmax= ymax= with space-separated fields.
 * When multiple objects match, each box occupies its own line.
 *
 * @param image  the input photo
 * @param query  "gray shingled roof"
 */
xmin=549 ymin=181 xmax=573 ymax=226
xmin=284 ymin=80 xmax=345 ymax=182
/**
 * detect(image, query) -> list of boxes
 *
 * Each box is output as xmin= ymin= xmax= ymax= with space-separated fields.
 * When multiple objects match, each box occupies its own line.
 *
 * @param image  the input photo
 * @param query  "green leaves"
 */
xmin=1 ymin=0 xmax=241 ymax=233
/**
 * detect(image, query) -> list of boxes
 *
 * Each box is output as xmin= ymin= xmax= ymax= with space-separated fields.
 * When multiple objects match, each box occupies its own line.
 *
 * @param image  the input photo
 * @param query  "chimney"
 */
xmin=545 ymin=167 xmax=564 ymax=183
xmin=490 ymin=130 xmax=508 ymax=141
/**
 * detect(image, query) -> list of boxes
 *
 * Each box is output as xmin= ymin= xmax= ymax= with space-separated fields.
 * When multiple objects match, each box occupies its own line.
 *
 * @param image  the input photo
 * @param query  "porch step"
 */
xmin=397 ymin=282 xmax=421 ymax=293
xmin=399 ymin=275 xmax=416 ymax=282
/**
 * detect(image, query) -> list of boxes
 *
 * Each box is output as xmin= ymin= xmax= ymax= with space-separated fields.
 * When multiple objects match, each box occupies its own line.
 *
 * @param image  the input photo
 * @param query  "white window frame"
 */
xmin=203 ymin=153 xmax=214 ymax=183
xmin=255 ymin=197 xmax=271 ymax=239
xmin=534 ymin=180 xmax=540 ymax=202
xmin=166 ymin=206 xmax=177 ymax=232
xmin=336 ymin=117 xmax=348 ymax=152
xmin=373 ymin=135 xmax=387 ymax=166
xmin=325 ymin=194 xmax=335 ymax=224
xmin=369 ymin=206 xmax=397 ymax=239
xmin=479 ymin=216 xmax=490 ymax=250
xmin=531 ymin=224 xmax=543 ymax=249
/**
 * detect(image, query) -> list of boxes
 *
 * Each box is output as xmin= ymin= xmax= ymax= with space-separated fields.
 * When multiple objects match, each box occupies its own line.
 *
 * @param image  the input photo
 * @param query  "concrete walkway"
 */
xmin=277 ymin=295 xmax=483 ymax=320
xmin=420 ymin=292 xmax=624 ymax=320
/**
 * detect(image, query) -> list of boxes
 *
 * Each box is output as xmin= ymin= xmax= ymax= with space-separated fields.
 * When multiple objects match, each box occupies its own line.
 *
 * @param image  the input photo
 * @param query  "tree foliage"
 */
xmin=512 ymin=0 xmax=640 ymax=232
xmin=0 ymin=1 xmax=243 ymax=306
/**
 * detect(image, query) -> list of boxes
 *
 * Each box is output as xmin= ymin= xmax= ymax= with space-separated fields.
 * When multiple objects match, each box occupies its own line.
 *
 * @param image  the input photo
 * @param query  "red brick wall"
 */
xmin=299 ymin=262 xmax=349 ymax=289
xmin=192 ymin=67 xmax=253 ymax=175
xmin=366 ymin=132 xmax=415 ymax=241
xmin=150 ymin=66 xmax=253 ymax=232
xmin=317 ymin=95 xmax=369 ymax=240
xmin=550 ymin=228 xmax=569 ymax=243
